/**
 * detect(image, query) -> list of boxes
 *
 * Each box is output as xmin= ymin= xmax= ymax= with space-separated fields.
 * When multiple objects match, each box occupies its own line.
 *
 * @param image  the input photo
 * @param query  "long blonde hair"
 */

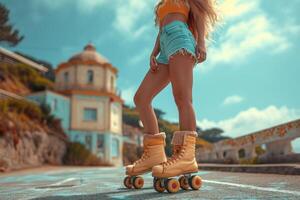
xmin=154 ymin=0 xmax=220 ymax=41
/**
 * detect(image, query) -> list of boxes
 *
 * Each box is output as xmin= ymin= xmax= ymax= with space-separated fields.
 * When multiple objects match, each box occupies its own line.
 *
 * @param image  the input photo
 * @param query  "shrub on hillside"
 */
xmin=0 ymin=99 xmax=66 ymax=138
xmin=63 ymin=142 xmax=112 ymax=166
xmin=122 ymin=143 xmax=143 ymax=166
xmin=0 ymin=99 xmax=42 ymax=121
xmin=0 ymin=63 xmax=53 ymax=92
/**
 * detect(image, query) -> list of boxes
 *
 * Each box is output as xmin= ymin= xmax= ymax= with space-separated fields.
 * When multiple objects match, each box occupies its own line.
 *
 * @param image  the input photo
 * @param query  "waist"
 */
xmin=159 ymin=12 xmax=187 ymax=27
xmin=161 ymin=20 xmax=189 ymax=32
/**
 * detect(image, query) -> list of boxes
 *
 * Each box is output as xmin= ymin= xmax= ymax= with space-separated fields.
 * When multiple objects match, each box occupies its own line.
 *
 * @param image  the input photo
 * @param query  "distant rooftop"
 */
xmin=0 ymin=47 xmax=48 ymax=72
xmin=68 ymin=43 xmax=109 ymax=64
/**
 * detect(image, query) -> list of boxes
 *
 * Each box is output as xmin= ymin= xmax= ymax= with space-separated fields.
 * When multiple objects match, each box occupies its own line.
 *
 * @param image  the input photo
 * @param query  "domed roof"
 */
xmin=69 ymin=43 xmax=109 ymax=64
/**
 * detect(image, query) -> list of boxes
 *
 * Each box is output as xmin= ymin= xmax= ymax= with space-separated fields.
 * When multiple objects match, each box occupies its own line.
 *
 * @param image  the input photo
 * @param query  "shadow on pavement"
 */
xmin=31 ymin=187 xmax=190 ymax=200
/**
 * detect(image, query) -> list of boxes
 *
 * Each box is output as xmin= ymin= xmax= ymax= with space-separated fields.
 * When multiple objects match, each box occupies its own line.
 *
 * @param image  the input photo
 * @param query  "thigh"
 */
xmin=135 ymin=63 xmax=170 ymax=100
xmin=169 ymin=53 xmax=194 ymax=100
xmin=156 ymin=50 xmax=169 ymax=65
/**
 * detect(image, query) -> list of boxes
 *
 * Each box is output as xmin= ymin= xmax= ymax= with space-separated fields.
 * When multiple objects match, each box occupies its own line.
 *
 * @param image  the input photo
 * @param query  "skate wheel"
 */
xmin=153 ymin=177 xmax=158 ymax=185
xmin=153 ymin=178 xmax=165 ymax=193
xmin=166 ymin=178 xmax=180 ymax=193
xmin=189 ymin=175 xmax=202 ymax=190
xmin=179 ymin=176 xmax=189 ymax=190
xmin=123 ymin=176 xmax=132 ymax=189
xmin=133 ymin=176 xmax=144 ymax=189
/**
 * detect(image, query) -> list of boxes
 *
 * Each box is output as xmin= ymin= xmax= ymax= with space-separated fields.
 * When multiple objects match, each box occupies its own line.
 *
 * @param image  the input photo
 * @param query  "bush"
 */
xmin=63 ymin=142 xmax=111 ymax=166
xmin=122 ymin=143 xmax=143 ymax=166
xmin=0 ymin=63 xmax=53 ymax=92
xmin=29 ymin=76 xmax=53 ymax=91
xmin=239 ymin=157 xmax=258 ymax=165
xmin=0 ymin=99 xmax=42 ymax=121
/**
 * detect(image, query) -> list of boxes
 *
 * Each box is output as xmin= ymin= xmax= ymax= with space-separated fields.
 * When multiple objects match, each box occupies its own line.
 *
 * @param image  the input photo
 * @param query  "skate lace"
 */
xmin=133 ymin=146 xmax=150 ymax=165
xmin=163 ymin=145 xmax=186 ymax=167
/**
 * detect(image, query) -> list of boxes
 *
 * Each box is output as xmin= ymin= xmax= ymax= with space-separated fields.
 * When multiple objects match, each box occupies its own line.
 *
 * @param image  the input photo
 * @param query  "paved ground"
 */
xmin=1 ymin=166 xmax=300 ymax=200
xmin=199 ymin=163 xmax=300 ymax=175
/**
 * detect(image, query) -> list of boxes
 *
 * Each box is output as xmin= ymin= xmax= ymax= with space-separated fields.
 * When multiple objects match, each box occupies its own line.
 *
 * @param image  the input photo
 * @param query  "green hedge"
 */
xmin=0 ymin=98 xmax=42 ymax=120
xmin=63 ymin=142 xmax=112 ymax=166
xmin=0 ymin=63 xmax=53 ymax=92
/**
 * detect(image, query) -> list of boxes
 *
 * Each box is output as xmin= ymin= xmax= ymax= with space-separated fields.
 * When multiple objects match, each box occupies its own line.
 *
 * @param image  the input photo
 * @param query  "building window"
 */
xmin=85 ymin=135 xmax=92 ymax=150
xmin=97 ymin=134 xmax=104 ymax=149
xmin=64 ymin=72 xmax=69 ymax=83
xmin=110 ymin=76 xmax=114 ymax=91
xmin=113 ymin=106 xmax=118 ymax=114
xmin=52 ymin=99 xmax=58 ymax=111
xmin=111 ymin=138 xmax=119 ymax=157
xmin=74 ymin=134 xmax=79 ymax=141
xmin=87 ymin=70 xmax=94 ymax=84
xmin=83 ymin=108 xmax=97 ymax=121
xmin=238 ymin=149 xmax=246 ymax=158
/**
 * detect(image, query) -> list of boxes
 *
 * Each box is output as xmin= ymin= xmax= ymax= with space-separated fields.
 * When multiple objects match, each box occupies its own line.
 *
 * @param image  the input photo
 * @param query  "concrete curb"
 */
xmin=198 ymin=163 xmax=300 ymax=175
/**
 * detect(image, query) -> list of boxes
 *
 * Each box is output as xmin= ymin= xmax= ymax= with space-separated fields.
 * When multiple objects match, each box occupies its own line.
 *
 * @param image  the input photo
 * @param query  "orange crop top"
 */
xmin=157 ymin=0 xmax=190 ymax=25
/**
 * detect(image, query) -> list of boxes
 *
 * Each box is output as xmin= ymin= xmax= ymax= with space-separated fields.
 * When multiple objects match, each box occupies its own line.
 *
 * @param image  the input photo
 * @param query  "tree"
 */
xmin=198 ymin=127 xmax=231 ymax=143
xmin=0 ymin=3 xmax=24 ymax=47
xmin=154 ymin=108 xmax=166 ymax=120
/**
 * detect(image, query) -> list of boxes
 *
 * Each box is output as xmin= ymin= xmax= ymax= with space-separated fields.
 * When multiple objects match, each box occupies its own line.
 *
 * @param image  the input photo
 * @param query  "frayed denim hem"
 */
xmin=168 ymin=48 xmax=198 ymax=67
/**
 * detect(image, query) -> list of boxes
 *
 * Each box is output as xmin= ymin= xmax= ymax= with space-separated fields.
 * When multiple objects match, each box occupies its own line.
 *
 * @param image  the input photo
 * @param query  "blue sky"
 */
xmin=1 ymin=0 xmax=300 ymax=150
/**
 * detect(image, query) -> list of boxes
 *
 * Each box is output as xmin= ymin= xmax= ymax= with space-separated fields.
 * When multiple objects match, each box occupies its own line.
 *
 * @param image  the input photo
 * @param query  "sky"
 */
xmin=1 ymin=0 xmax=300 ymax=151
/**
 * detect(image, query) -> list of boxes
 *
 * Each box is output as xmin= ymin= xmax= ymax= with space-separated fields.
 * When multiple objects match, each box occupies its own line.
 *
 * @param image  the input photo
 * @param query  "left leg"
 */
xmin=169 ymin=49 xmax=196 ymax=131
xmin=152 ymin=50 xmax=202 ymax=193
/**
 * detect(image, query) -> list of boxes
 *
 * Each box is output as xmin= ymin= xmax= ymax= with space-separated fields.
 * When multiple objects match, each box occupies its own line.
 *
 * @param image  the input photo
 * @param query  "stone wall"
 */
xmin=0 ymin=130 xmax=66 ymax=172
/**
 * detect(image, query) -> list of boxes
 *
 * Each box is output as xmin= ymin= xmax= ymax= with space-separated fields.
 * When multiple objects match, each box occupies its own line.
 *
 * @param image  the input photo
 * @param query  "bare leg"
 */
xmin=169 ymin=50 xmax=196 ymax=131
xmin=134 ymin=63 xmax=170 ymax=134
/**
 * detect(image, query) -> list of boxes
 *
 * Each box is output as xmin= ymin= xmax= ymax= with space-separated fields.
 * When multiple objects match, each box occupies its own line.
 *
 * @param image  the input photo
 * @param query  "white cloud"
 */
xmin=218 ymin=0 xmax=259 ymax=20
xmin=121 ymin=86 xmax=136 ymax=105
xmin=132 ymin=25 xmax=153 ymax=39
xmin=199 ymin=0 xmax=300 ymax=71
xmin=292 ymin=138 xmax=300 ymax=153
xmin=76 ymin=0 xmax=106 ymax=13
xmin=113 ymin=0 xmax=154 ymax=38
xmin=128 ymin=48 xmax=151 ymax=66
xmin=223 ymin=95 xmax=244 ymax=106
xmin=32 ymin=0 xmax=156 ymax=38
xmin=197 ymin=105 xmax=300 ymax=138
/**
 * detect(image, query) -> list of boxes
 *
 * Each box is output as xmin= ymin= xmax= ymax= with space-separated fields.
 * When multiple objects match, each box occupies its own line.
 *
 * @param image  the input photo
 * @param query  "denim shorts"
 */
xmin=156 ymin=20 xmax=198 ymax=66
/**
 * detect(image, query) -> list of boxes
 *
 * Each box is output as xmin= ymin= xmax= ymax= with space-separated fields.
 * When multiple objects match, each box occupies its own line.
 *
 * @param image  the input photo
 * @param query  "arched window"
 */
xmin=64 ymin=72 xmax=69 ymax=83
xmin=110 ymin=76 xmax=114 ymax=91
xmin=87 ymin=70 xmax=94 ymax=84
xmin=238 ymin=149 xmax=246 ymax=158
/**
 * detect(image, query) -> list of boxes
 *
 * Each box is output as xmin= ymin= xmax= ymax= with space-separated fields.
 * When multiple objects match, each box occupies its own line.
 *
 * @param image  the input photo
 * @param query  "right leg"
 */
xmin=134 ymin=63 xmax=170 ymax=134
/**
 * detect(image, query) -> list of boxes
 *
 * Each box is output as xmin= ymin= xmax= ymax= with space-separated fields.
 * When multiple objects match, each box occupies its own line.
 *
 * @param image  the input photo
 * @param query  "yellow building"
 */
xmin=53 ymin=43 xmax=124 ymax=166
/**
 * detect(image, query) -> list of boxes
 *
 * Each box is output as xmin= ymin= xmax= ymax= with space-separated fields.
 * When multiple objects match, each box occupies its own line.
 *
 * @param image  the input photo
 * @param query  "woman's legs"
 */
xmin=168 ymin=51 xmax=196 ymax=131
xmin=134 ymin=63 xmax=170 ymax=135
xmin=151 ymin=53 xmax=199 ymax=188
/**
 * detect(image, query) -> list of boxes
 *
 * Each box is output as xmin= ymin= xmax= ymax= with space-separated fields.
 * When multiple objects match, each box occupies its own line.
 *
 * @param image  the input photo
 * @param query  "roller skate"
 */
xmin=152 ymin=130 xmax=202 ymax=193
xmin=123 ymin=132 xmax=167 ymax=189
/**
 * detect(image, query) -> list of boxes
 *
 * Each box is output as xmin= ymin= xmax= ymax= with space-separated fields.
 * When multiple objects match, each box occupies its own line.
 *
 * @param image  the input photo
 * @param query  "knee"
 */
xmin=173 ymin=91 xmax=192 ymax=108
xmin=134 ymin=91 xmax=151 ymax=107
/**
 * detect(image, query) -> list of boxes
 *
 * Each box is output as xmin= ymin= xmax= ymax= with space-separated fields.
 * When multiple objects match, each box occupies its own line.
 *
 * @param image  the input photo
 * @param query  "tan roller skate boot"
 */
xmin=152 ymin=130 xmax=202 ymax=193
xmin=123 ymin=132 xmax=167 ymax=189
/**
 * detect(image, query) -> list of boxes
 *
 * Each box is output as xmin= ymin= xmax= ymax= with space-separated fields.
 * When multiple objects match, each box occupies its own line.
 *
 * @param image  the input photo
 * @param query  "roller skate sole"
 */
xmin=124 ymin=169 xmax=152 ymax=189
xmin=153 ymin=172 xmax=202 ymax=193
